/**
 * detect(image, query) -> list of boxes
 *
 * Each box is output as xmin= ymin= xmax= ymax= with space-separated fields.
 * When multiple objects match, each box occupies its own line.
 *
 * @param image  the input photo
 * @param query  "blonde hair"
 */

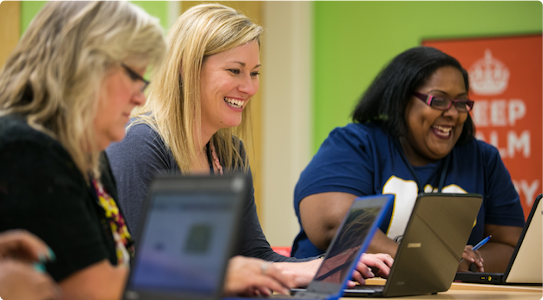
xmin=132 ymin=3 xmax=262 ymax=173
xmin=0 ymin=1 xmax=166 ymax=179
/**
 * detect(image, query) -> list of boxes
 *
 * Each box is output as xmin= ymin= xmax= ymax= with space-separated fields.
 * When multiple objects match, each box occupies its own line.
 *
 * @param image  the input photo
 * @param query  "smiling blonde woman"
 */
xmin=106 ymin=3 xmax=393 ymax=296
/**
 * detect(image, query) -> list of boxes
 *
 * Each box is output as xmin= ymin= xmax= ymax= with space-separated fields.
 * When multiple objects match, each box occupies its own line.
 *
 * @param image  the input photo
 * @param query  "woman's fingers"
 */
xmin=351 ymin=265 xmax=370 ymax=285
xmin=263 ymin=263 xmax=295 ymax=293
xmin=460 ymin=245 xmax=484 ymax=272
xmin=360 ymin=253 xmax=393 ymax=278
xmin=274 ymin=259 xmax=323 ymax=288
xmin=256 ymin=264 xmax=292 ymax=295
xmin=254 ymin=275 xmax=290 ymax=295
xmin=0 ymin=230 xmax=53 ymax=263
xmin=346 ymin=280 xmax=359 ymax=288
xmin=349 ymin=253 xmax=395 ymax=285
xmin=354 ymin=260 xmax=374 ymax=278
xmin=224 ymin=256 xmax=295 ymax=296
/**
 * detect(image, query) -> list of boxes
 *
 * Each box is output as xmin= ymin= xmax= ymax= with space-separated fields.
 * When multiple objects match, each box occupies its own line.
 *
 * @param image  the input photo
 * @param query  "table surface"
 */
xmin=348 ymin=278 xmax=543 ymax=299
xmin=348 ymin=289 xmax=542 ymax=300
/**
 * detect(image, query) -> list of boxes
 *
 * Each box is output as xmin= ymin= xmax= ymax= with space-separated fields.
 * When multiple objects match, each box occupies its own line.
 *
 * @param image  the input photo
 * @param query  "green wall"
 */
xmin=20 ymin=1 xmax=170 ymax=36
xmin=313 ymin=1 xmax=542 ymax=153
xmin=20 ymin=1 xmax=46 ymax=34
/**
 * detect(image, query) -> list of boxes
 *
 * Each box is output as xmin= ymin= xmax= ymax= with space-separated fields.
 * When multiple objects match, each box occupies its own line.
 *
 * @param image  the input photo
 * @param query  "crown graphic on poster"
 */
xmin=468 ymin=49 xmax=510 ymax=96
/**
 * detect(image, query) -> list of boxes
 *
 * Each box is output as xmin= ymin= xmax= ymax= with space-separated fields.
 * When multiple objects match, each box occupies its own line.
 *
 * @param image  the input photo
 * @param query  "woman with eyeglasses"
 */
xmin=0 ymin=2 xmax=165 ymax=299
xmin=292 ymin=47 xmax=525 ymax=274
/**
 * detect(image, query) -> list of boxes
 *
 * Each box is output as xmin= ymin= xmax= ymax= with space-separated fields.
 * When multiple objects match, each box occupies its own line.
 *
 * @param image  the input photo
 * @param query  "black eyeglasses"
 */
xmin=413 ymin=92 xmax=474 ymax=112
xmin=121 ymin=63 xmax=150 ymax=92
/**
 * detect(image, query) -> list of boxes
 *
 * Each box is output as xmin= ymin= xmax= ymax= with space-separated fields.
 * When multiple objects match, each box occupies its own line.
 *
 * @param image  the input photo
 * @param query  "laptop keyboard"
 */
xmin=346 ymin=285 xmax=385 ymax=292
xmin=268 ymin=292 xmax=329 ymax=299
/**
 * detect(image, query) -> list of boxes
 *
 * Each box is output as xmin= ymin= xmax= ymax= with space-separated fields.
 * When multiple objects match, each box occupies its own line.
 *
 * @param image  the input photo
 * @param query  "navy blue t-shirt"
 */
xmin=292 ymin=122 xmax=525 ymax=258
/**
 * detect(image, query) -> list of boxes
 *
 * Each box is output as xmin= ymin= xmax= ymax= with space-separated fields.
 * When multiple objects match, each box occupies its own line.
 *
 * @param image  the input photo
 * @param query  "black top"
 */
xmin=0 ymin=115 xmax=119 ymax=281
xmin=106 ymin=122 xmax=309 ymax=262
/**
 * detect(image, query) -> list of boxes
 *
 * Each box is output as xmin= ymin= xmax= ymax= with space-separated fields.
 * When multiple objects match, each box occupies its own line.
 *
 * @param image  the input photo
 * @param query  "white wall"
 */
xmin=262 ymin=2 xmax=313 ymax=247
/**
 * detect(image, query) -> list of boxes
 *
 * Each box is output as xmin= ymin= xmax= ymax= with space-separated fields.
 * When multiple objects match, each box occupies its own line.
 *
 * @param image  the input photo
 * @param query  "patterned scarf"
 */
xmin=92 ymin=179 xmax=135 ymax=266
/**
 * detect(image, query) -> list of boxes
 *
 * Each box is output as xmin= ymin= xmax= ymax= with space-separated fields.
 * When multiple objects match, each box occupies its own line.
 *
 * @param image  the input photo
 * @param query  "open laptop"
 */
xmin=123 ymin=179 xmax=393 ymax=300
xmin=122 ymin=174 xmax=248 ymax=300
xmin=263 ymin=194 xmax=393 ymax=300
xmin=455 ymin=194 xmax=542 ymax=284
xmin=344 ymin=193 xmax=483 ymax=297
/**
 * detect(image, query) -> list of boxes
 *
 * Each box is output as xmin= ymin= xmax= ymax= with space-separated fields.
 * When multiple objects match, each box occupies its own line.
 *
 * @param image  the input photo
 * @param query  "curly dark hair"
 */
xmin=351 ymin=46 xmax=475 ymax=145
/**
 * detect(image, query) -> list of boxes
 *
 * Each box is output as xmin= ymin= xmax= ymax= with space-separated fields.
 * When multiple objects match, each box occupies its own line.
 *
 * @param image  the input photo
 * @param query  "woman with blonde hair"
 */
xmin=107 ymin=3 xmax=393 ymax=294
xmin=0 ymin=2 xmax=165 ymax=299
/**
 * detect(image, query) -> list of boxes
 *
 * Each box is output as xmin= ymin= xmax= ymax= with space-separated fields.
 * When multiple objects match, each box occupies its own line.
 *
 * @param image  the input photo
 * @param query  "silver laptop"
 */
xmin=455 ymin=194 xmax=542 ymax=284
xmin=344 ymin=193 xmax=483 ymax=297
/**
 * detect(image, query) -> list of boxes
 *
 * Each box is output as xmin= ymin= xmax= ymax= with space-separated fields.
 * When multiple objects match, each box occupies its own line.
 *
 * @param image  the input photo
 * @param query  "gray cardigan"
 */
xmin=106 ymin=121 xmax=310 ymax=262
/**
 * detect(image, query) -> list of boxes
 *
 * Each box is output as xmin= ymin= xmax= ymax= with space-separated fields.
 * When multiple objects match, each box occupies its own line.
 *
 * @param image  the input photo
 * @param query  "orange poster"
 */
xmin=423 ymin=35 xmax=542 ymax=218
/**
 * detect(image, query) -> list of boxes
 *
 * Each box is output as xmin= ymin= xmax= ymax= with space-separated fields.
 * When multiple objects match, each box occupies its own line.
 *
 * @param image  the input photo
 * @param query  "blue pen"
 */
xmin=472 ymin=235 xmax=492 ymax=251
xmin=459 ymin=235 xmax=492 ymax=263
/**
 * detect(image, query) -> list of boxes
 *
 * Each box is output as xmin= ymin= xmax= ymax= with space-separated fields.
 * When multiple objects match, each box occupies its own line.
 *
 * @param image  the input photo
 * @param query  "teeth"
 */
xmin=432 ymin=125 xmax=452 ymax=137
xmin=433 ymin=125 xmax=452 ymax=133
xmin=224 ymin=97 xmax=243 ymax=108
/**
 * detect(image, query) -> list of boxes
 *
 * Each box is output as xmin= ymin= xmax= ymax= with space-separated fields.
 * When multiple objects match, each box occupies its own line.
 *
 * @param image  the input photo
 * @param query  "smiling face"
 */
xmin=94 ymin=63 xmax=147 ymax=150
xmin=401 ymin=66 xmax=469 ymax=166
xmin=199 ymin=40 xmax=260 ymax=138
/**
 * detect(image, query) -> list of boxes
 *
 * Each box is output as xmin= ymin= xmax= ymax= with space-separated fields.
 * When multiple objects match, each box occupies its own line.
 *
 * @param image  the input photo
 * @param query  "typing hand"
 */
xmin=223 ymin=256 xmax=295 ymax=296
xmin=348 ymin=253 xmax=394 ymax=287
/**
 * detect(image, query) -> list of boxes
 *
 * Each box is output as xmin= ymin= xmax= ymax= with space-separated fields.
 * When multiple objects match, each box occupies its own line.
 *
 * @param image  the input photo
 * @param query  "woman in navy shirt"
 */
xmin=293 ymin=47 xmax=524 ymax=273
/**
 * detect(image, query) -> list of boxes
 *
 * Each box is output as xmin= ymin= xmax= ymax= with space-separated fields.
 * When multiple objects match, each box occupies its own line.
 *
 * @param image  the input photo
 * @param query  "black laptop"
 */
xmin=455 ymin=194 xmax=542 ymax=285
xmin=343 ymin=193 xmax=483 ymax=297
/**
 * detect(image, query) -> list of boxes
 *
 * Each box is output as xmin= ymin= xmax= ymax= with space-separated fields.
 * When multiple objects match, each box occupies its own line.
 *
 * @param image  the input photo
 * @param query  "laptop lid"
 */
xmin=303 ymin=194 xmax=393 ymax=299
xmin=123 ymin=174 xmax=248 ymax=300
xmin=505 ymin=194 xmax=542 ymax=284
xmin=454 ymin=194 xmax=542 ymax=284
xmin=382 ymin=193 xmax=482 ymax=297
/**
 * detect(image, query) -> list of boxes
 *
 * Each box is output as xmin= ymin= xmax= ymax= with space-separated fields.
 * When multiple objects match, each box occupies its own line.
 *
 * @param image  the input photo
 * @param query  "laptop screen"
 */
xmin=505 ymin=194 xmax=542 ymax=283
xmin=314 ymin=205 xmax=383 ymax=284
xmin=127 ymin=190 xmax=239 ymax=297
xmin=308 ymin=195 xmax=392 ymax=294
